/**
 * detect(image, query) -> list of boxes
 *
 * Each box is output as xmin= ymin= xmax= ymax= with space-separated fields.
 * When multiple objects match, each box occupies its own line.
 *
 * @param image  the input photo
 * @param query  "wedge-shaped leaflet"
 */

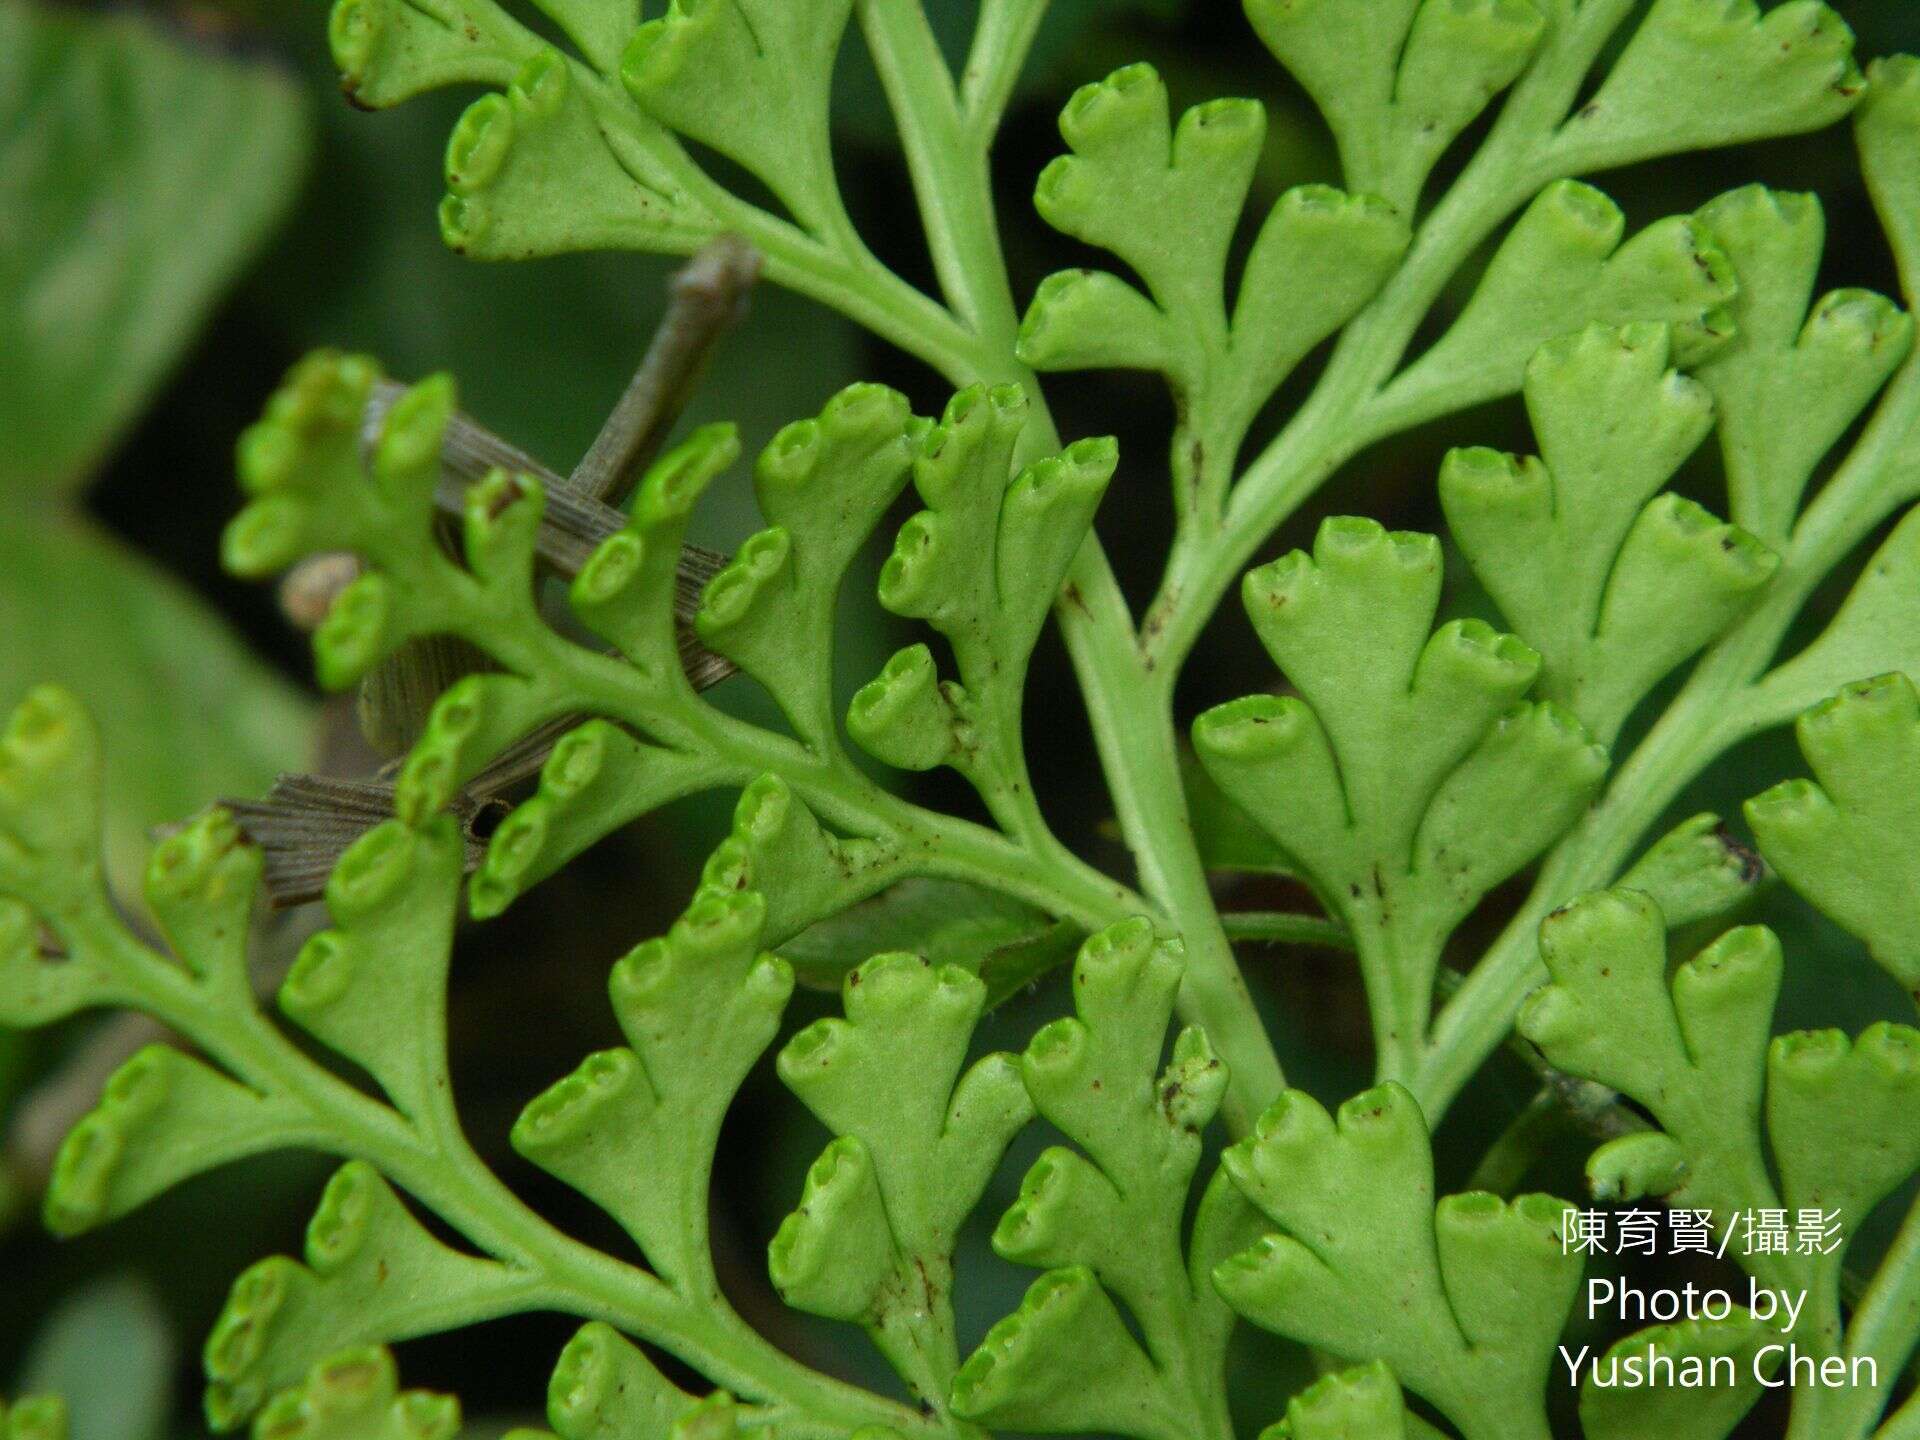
xmin=1747 ymin=672 xmax=1920 ymax=1002
xmin=950 ymin=1266 xmax=1177 ymax=1439
xmin=1519 ymin=892 xmax=1782 ymax=1224
xmin=471 ymin=721 xmax=724 ymax=918
xmin=205 ymin=1165 xmax=533 ymax=1429
xmin=955 ymin=921 xmax=1251 ymax=1440
xmin=772 ymin=954 xmax=1029 ymax=1407
xmin=469 ymin=382 xmax=912 ymax=914
xmin=1768 ymin=1024 xmax=1920 ymax=1244
xmin=1017 ymin=63 xmax=1409 ymax=436
xmin=1577 ymin=1312 xmax=1780 ymax=1440
xmin=1549 ymin=0 xmax=1862 ymax=173
xmin=279 ymin=818 xmax=463 ymax=1116
xmin=1441 ymin=324 xmax=1777 ymax=742
xmin=854 ymin=387 xmax=1113 ymax=804
xmin=0 ymin=689 xmax=129 ymax=1026
xmin=229 ymin=352 xmax=724 ymax=698
xmin=776 ymin=876 xmax=1078 ymax=1002
xmin=0 ymin=684 xmax=106 ymax=890
xmin=1749 ymin=507 xmax=1920 ymax=722
xmin=692 ymin=776 xmax=900 ymax=948
xmin=1030 ymin=65 xmax=1263 ymax=361
xmin=1259 ymin=1363 xmax=1408 ymax=1440
xmin=696 ymin=384 xmax=917 ymax=743
xmin=1386 ymin=183 xmax=1737 ymax=419
xmin=332 ymin=0 xmax=713 ymax=246
xmin=1615 ymin=813 xmax=1769 ymax=933
xmin=1215 ymin=1083 xmax=1579 ymax=1440
xmin=567 ymin=424 xmax=740 ymax=675
xmin=1859 ymin=56 xmax=1920 ymax=294
xmin=514 ymin=891 xmax=793 ymax=1288
xmin=225 ymin=356 xmax=458 ymax=690
xmin=1194 ymin=518 xmax=1605 ymax=1058
xmin=443 ymin=49 xmax=713 ymax=260
xmin=0 ymin=697 xmax=334 ymax=1104
xmin=621 ymin=0 xmax=852 ymax=232
xmin=1692 ymin=187 xmax=1910 ymax=546
xmin=847 ymin=645 xmax=960 ymax=774
xmin=545 ymin=1323 xmax=705 ymax=1440
xmin=329 ymin=0 xmax=520 ymax=108
xmin=1536 ymin=902 xmax=1920 ymax=1436
xmin=249 ymin=1347 xmax=460 ymax=1440
xmin=0 ymin=1397 xmax=66 ymax=1440
xmin=1244 ymin=0 xmax=1544 ymax=208
xmin=145 ymin=808 xmax=261 ymax=990
xmin=1525 ymin=889 xmax=1920 ymax=1317
xmin=0 ymin=691 xmax=527 ymax=1431
xmin=1223 ymin=187 xmax=1407 ymax=421
xmin=43 ymin=1045 xmax=310 ymax=1240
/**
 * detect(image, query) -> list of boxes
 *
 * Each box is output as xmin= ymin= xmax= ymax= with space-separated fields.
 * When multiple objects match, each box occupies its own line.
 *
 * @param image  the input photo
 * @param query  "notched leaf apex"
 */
xmin=950 ymin=1266 xmax=1164 ymax=1434
xmin=1261 ymin=1360 xmax=1407 ymax=1440
xmin=0 ymin=687 xmax=106 ymax=930
xmin=252 ymin=1346 xmax=459 ymax=1440
xmin=547 ymin=1322 xmax=697 ymax=1440
xmin=1392 ymin=184 xmax=1739 ymax=417
xmin=207 ymin=1164 xmax=515 ymax=1430
xmin=145 ymin=806 xmax=262 ymax=985
xmin=619 ymin=0 xmax=855 ymax=231
xmin=1246 ymin=0 xmax=1543 ymax=208
xmin=1559 ymin=0 xmax=1862 ymax=171
xmin=1196 ymin=517 xmax=1602 ymax=1035
xmin=767 ymin=1135 xmax=893 ymax=1321
xmin=1444 ymin=319 xmax=1774 ymax=743
xmin=1748 ymin=670 xmax=1920 ymax=1001
xmin=46 ymin=1044 xmax=298 ymax=1239
xmin=1220 ymin=1080 xmax=1579 ymax=1440
xmin=328 ymin=0 xmax=516 ymax=110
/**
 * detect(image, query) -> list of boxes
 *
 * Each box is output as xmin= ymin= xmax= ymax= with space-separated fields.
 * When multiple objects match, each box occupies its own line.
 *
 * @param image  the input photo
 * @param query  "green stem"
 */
xmin=854 ymin=0 xmax=1023 ymax=352
xmin=852 ymin=0 xmax=1285 ymax=1133
xmin=1414 ymin=666 xmax=1745 ymax=1113
xmin=1881 ymin=1397 xmax=1920 ymax=1440
xmin=1220 ymin=910 xmax=1354 ymax=951
xmin=1121 ymin=0 xmax=1920 ymax=1118
xmin=490 ymin=613 xmax=1151 ymax=934
xmin=1356 ymin=920 xmax=1444 ymax=1087
xmin=90 ymin=908 xmax=941 ymax=1440
xmin=1806 ymin=1191 xmax=1920 ymax=1440
xmin=1074 ymin=635 xmax=1287 ymax=1134
xmin=578 ymin=74 xmax=988 ymax=386
xmin=1465 ymin=1088 xmax=1563 ymax=1195
xmin=960 ymin=0 xmax=1051 ymax=145
xmin=1143 ymin=0 xmax=1637 ymax=677
xmin=1416 ymin=352 xmax=1920 ymax=1117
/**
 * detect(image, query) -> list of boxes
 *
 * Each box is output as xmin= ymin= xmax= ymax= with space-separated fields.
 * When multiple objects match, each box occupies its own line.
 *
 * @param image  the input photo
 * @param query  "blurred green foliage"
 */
xmin=0 ymin=1 xmax=314 ymax=888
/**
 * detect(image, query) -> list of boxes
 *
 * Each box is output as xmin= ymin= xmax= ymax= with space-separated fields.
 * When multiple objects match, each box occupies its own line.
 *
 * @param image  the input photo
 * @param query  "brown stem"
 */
xmin=237 ymin=245 xmax=768 ymax=904
xmin=570 ymin=233 xmax=763 ymax=506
